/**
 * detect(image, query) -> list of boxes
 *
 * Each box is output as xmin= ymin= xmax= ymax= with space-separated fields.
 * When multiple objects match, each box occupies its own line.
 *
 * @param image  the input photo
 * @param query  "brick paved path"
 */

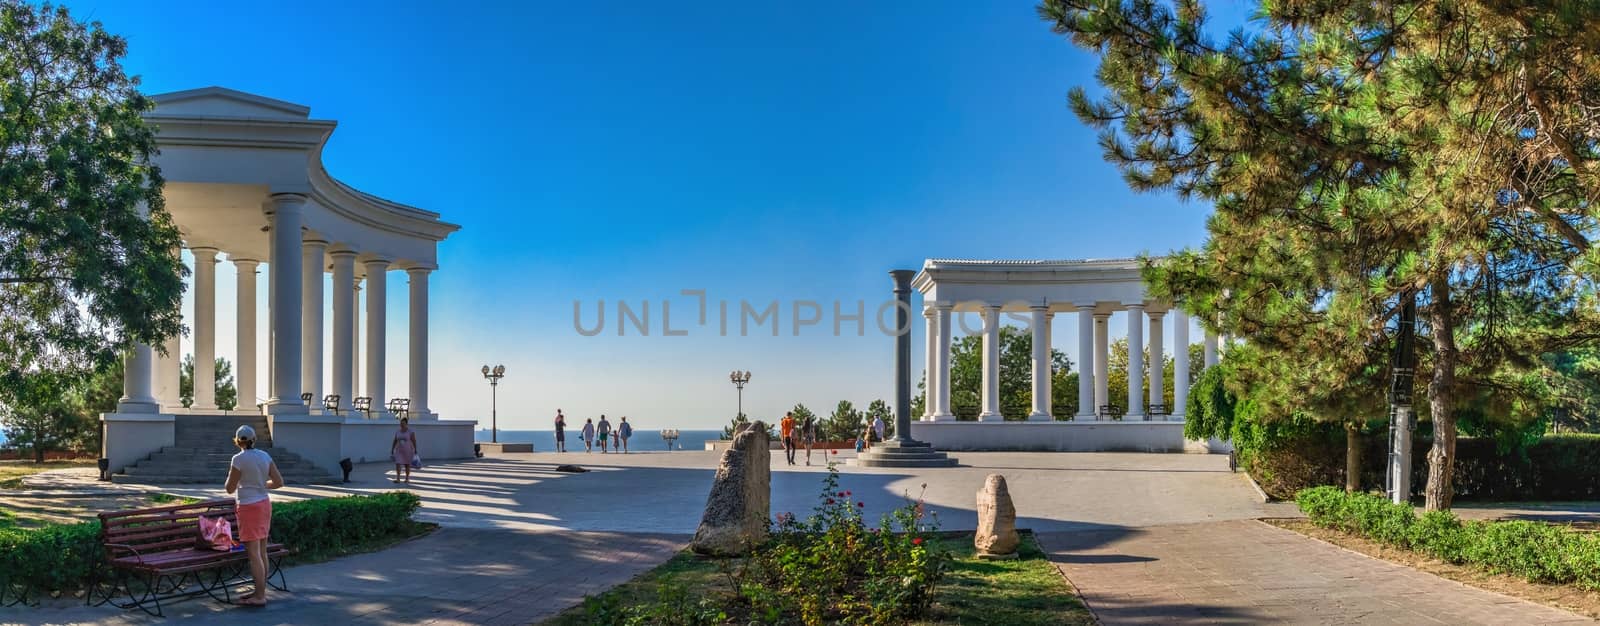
xmin=7 ymin=528 xmax=687 ymax=626
xmin=1040 ymin=519 xmax=1592 ymax=625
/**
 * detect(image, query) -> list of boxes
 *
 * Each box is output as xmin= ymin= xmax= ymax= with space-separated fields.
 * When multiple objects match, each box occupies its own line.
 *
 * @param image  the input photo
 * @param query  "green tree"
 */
xmin=822 ymin=400 xmax=861 ymax=442
xmin=865 ymin=398 xmax=893 ymax=439
xmin=1042 ymin=0 xmax=1600 ymax=510
xmin=178 ymin=355 xmax=238 ymax=410
xmin=948 ymin=325 xmax=1072 ymax=419
xmin=0 ymin=1 xmax=186 ymax=415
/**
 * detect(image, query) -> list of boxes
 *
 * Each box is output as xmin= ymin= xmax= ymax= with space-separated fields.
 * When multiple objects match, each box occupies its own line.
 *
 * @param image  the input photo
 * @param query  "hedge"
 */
xmin=0 ymin=491 xmax=422 ymax=602
xmin=1246 ymin=432 xmax=1600 ymax=501
xmin=1297 ymin=486 xmax=1600 ymax=589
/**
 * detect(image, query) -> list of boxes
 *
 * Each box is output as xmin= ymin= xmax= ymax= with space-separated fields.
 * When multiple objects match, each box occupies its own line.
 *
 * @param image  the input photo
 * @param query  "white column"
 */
xmin=933 ymin=304 xmax=954 ymax=420
xmin=1094 ymin=313 xmax=1109 ymax=418
xmin=235 ymin=259 xmax=259 ymax=413
xmin=157 ymin=333 xmax=181 ymax=410
xmin=923 ymin=306 xmax=937 ymax=420
xmin=330 ymin=251 xmax=357 ymax=411
xmin=1204 ymin=329 xmax=1219 ymax=367
xmin=1076 ymin=306 xmax=1095 ymax=419
xmin=1028 ymin=305 xmax=1051 ymax=421
xmin=364 ymin=259 xmax=389 ymax=414
xmin=978 ymin=305 xmax=1003 ymax=421
xmin=353 ymin=278 xmax=363 ymax=398
xmin=265 ymin=194 xmax=306 ymax=414
xmin=1126 ymin=303 xmax=1145 ymax=419
xmin=408 ymin=267 xmax=431 ymax=418
xmin=190 ymin=247 xmax=219 ymax=410
xmin=1173 ymin=308 xmax=1190 ymax=420
xmin=118 ymin=344 xmax=159 ymax=413
xmin=301 ymin=240 xmax=327 ymax=408
xmin=1148 ymin=310 xmax=1165 ymax=414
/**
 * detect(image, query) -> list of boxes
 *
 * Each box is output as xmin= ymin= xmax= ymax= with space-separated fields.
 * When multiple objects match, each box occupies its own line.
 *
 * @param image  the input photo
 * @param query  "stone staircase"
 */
xmin=111 ymin=415 xmax=338 ymax=485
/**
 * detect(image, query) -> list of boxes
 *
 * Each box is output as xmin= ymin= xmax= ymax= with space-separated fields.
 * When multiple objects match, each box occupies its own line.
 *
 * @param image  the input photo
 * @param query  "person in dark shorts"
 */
xmin=801 ymin=412 xmax=818 ymax=465
xmin=779 ymin=411 xmax=797 ymax=465
xmin=597 ymin=415 xmax=612 ymax=453
xmin=554 ymin=409 xmax=567 ymax=452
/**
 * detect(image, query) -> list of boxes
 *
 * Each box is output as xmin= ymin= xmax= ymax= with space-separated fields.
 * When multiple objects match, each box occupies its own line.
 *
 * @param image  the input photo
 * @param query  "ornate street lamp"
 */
xmin=661 ymin=428 xmax=680 ymax=451
xmin=729 ymin=370 xmax=752 ymax=425
xmin=482 ymin=364 xmax=506 ymax=443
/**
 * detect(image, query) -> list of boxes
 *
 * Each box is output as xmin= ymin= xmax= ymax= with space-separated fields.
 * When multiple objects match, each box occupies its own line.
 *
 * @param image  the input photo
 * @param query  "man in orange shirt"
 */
xmin=780 ymin=411 xmax=797 ymax=466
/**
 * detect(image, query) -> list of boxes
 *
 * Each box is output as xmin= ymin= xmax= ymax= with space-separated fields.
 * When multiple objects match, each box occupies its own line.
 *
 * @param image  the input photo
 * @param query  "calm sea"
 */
xmin=473 ymin=429 xmax=723 ymax=452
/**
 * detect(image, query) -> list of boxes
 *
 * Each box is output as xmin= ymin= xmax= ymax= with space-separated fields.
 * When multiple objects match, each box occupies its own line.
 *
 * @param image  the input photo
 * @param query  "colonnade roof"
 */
xmin=913 ymin=257 xmax=1171 ymax=314
xmin=144 ymin=87 xmax=459 ymax=271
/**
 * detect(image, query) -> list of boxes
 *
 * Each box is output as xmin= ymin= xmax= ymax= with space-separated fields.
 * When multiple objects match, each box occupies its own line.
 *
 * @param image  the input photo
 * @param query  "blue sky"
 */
xmin=67 ymin=0 xmax=1253 ymax=430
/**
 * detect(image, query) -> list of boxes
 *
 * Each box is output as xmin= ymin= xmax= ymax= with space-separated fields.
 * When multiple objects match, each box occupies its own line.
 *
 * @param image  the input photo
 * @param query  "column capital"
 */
xmin=1029 ymin=304 xmax=1049 ymax=312
xmin=1125 ymin=302 xmax=1147 ymax=311
xmin=190 ymin=246 xmax=220 ymax=260
xmin=923 ymin=305 xmax=936 ymax=318
xmin=362 ymin=257 xmax=392 ymax=269
xmin=1148 ymin=309 xmax=1167 ymax=320
xmin=266 ymin=192 xmax=308 ymax=215
xmin=1093 ymin=311 xmax=1112 ymax=321
xmin=328 ymin=248 xmax=359 ymax=259
xmin=233 ymin=258 xmax=260 ymax=268
xmin=301 ymin=237 xmax=329 ymax=248
xmin=405 ymin=266 xmax=434 ymax=277
xmin=932 ymin=302 xmax=954 ymax=312
xmin=982 ymin=303 xmax=1001 ymax=312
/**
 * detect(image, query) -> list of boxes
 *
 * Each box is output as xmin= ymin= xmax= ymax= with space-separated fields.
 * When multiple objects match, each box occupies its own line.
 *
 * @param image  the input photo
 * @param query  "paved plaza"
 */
xmin=3 ymin=450 xmax=1593 ymax=624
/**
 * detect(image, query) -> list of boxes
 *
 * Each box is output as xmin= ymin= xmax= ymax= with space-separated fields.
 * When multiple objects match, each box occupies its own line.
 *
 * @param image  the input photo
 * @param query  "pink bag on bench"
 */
xmin=198 ymin=515 xmax=237 ymax=552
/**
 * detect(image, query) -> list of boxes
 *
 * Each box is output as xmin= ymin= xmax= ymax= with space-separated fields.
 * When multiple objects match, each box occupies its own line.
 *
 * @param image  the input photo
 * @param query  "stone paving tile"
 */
xmin=1040 ymin=519 xmax=1594 ymax=625
xmin=2 ymin=528 xmax=688 ymax=625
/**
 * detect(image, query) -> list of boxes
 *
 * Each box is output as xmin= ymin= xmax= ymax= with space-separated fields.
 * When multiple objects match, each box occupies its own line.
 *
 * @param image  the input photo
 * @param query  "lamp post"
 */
xmin=729 ymin=370 xmax=752 ymax=426
xmin=481 ymin=364 xmax=506 ymax=443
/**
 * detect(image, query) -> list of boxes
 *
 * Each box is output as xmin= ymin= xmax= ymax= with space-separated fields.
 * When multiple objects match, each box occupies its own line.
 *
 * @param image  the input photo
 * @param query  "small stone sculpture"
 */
xmin=975 ymin=473 xmax=1020 ymax=558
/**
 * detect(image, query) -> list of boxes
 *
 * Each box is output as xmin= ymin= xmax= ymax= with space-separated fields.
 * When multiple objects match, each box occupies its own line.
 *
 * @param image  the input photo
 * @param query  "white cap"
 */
xmin=235 ymin=425 xmax=256 ymax=440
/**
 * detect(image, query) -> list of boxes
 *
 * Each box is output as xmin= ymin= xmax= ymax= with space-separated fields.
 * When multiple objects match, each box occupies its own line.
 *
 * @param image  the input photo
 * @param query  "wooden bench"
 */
xmin=1147 ymin=404 xmax=1170 ymax=420
xmin=1098 ymin=404 xmax=1125 ymax=420
xmin=299 ymin=392 xmax=315 ymax=405
xmin=353 ymin=396 xmax=373 ymax=418
xmin=387 ymin=398 xmax=410 ymax=419
xmin=88 ymin=499 xmax=290 ymax=616
xmin=322 ymin=394 xmax=342 ymax=415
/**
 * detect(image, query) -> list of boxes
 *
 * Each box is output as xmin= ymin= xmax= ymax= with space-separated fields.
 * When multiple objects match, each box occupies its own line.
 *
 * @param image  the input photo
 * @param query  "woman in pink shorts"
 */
xmin=225 ymin=425 xmax=283 ymax=607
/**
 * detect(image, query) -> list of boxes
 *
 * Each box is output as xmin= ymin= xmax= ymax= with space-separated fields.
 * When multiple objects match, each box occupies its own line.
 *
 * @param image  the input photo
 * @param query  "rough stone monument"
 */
xmin=974 ymin=473 xmax=1020 ymax=558
xmin=690 ymin=421 xmax=772 ymax=556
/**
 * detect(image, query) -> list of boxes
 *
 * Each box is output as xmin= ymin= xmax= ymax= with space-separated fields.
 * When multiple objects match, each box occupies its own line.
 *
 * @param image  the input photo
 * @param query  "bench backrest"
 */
xmin=353 ymin=397 xmax=372 ymax=411
xmin=98 ymin=499 xmax=239 ymax=560
xmin=322 ymin=394 xmax=341 ymax=410
xmin=387 ymin=398 xmax=410 ymax=411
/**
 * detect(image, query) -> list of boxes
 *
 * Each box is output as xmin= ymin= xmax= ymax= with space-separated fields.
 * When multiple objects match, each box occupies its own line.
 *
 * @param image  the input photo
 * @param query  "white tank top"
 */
xmin=231 ymin=448 xmax=273 ymax=505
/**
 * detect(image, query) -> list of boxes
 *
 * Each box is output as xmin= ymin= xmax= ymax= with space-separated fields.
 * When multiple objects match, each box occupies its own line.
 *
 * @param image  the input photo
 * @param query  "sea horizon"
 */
xmin=473 ymin=428 xmax=724 ymax=452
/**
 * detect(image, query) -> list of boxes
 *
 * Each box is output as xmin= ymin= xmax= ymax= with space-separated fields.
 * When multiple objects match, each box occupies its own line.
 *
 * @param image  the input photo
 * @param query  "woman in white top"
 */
xmin=225 ymin=425 xmax=283 ymax=607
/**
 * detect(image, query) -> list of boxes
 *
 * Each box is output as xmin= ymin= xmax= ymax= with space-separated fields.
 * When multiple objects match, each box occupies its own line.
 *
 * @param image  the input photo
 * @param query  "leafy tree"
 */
xmin=178 ymin=355 xmax=237 ymax=410
xmin=948 ymin=325 xmax=1072 ymax=419
xmin=865 ymin=398 xmax=893 ymax=439
xmin=0 ymin=1 xmax=186 ymax=415
xmin=1042 ymin=0 xmax=1600 ymax=510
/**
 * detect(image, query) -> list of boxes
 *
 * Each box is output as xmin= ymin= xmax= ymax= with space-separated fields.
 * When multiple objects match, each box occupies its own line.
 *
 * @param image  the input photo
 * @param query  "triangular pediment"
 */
xmin=148 ymin=86 xmax=311 ymax=120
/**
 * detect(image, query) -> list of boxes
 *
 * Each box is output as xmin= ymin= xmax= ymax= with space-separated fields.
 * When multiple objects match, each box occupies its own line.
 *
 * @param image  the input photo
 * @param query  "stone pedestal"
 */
xmin=854 ymin=440 xmax=957 ymax=468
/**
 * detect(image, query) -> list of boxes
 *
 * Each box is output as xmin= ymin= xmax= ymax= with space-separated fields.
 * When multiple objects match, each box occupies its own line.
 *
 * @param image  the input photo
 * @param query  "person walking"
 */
xmin=801 ymin=411 xmax=818 ymax=465
xmin=225 ymin=425 xmax=283 ymax=608
xmin=554 ymin=409 xmax=567 ymax=453
xmin=582 ymin=418 xmax=595 ymax=453
xmin=618 ymin=416 xmax=633 ymax=453
xmin=872 ymin=413 xmax=886 ymax=445
xmin=780 ymin=411 xmax=797 ymax=465
xmin=391 ymin=417 xmax=418 ymax=483
xmin=597 ymin=415 xmax=612 ymax=453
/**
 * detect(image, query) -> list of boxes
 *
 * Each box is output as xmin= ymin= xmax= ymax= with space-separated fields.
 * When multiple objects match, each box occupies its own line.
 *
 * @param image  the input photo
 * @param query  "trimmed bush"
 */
xmin=1248 ymin=432 xmax=1600 ymax=500
xmin=0 ymin=491 xmax=422 ymax=600
xmin=1295 ymin=486 xmax=1600 ymax=589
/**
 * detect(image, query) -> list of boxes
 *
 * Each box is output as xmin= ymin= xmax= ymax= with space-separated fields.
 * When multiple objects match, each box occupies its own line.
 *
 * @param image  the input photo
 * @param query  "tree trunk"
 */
xmin=1424 ymin=277 xmax=1459 ymax=511
xmin=1345 ymin=422 xmax=1361 ymax=493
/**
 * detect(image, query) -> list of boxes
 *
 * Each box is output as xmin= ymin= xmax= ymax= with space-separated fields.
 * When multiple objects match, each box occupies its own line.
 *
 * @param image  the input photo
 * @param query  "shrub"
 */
xmin=1295 ymin=487 xmax=1600 ymax=590
xmin=742 ymin=464 xmax=949 ymax=625
xmin=0 ymin=492 xmax=423 ymax=601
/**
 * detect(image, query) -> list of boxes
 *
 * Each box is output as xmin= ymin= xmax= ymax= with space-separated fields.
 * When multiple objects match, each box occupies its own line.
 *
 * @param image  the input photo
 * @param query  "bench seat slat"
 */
xmin=113 ymin=544 xmax=288 ymax=572
xmin=102 ymin=508 xmax=237 ymax=529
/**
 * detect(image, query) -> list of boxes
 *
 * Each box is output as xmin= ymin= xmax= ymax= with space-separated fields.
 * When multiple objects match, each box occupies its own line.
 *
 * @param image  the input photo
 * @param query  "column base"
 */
xmin=190 ymin=403 xmax=218 ymax=411
xmin=117 ymin=399 xmax=160 ymax=413
xmin=263 ymin=399 xmax=309 ymax=415
xmin=978 ymin=412 xmax=1003 ymax=422
xmin=930 ymin=412 xmax=957 ymax=422
xmin=1076 ymin=412 xmax=1096 ymax=421
xmin=1026 ymin=412 xmax=1052 ymax=422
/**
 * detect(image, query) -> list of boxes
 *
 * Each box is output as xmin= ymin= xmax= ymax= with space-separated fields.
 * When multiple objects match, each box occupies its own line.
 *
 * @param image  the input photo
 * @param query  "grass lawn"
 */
xmin=543 ymin=532 xmax=1092 ymax=625
xmin=0 ymin=459 xmax=96 ymax=489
